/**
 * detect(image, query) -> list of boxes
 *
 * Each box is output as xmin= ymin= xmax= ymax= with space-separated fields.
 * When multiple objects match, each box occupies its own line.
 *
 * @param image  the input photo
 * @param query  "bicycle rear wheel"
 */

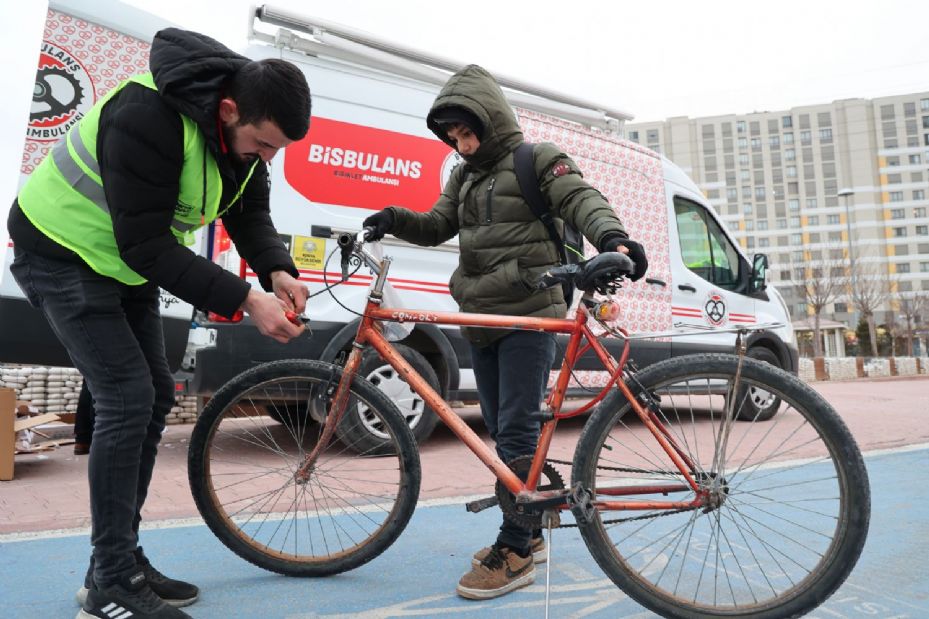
xmin=188 ymin=359 xmax=421 ymax=577
xmin=572 ymin=353 xmax=869 ymax=619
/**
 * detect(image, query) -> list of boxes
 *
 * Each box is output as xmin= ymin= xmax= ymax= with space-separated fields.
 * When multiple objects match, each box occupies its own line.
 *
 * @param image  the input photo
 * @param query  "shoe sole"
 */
xmin=456 ymin=570 xmax=535 ymax=600
xmin=76 ymin=586 xmax=199 ymax=608
xmin=471 ymin=547 xmax=546 ymax=567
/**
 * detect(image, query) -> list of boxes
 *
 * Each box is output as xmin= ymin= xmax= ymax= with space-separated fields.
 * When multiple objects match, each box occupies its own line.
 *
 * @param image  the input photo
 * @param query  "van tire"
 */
xmin=336 ymin=344 xmax=441 ymax=454
xmin=735 ymin=346 xmax=782 ymax=421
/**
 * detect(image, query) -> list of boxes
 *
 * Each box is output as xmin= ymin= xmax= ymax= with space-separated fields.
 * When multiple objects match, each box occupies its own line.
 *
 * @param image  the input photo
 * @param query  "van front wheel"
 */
xmin=336 ymin=344 xmax=441 ymax=453
xmin=735 ymin=346 xmax=782 ymax=421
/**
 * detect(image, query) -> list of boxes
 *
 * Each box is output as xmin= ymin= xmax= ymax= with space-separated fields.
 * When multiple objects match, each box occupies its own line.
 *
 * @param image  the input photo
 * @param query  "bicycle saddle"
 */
xmin=537 ymin=252 xmax=635 ymax=295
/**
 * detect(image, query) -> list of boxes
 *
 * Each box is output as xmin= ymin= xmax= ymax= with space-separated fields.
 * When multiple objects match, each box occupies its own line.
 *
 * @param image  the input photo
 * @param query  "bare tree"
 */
xmin=790 ymin=258 xmax=849 ymax=357
xmin=896 ymin=291 xmax=929 ymax=356
xmin=849 ymin=261 xmax=891 ymax=357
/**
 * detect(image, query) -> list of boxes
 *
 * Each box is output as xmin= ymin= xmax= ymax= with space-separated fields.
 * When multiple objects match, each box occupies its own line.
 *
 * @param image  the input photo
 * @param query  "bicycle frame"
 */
xmin=299 ymin=245 xmax=708 ymax=514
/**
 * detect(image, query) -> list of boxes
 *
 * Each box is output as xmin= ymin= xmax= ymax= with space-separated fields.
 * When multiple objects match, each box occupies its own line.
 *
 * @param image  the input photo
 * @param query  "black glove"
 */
xmin=603 ymin=237 xmax=648 ymax=281
xmin=362 ymin=209 xmax=395 ymax=241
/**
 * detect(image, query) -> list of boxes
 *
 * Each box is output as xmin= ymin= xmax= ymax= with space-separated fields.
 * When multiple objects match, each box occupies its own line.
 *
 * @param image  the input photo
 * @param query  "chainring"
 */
xmin=495 ymin=456 xmax=566 ymax=530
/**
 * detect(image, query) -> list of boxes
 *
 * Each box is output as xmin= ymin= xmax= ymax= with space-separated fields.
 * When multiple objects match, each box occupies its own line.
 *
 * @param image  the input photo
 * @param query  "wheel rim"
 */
xmin=201 ymin=376 xmax=408 ymax=565
xmin=584 ymin=368 xmax=854 ymax=613
xmin=358 ymin=364 xmax=425 ymax=438
xmin=748 ymin=384 xmax=777 ymax=411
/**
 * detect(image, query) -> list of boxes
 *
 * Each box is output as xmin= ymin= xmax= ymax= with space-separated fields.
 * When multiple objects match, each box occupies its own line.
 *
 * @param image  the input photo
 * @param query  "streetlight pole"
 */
xmin=837 ymin=188 xmax=858 ymax=328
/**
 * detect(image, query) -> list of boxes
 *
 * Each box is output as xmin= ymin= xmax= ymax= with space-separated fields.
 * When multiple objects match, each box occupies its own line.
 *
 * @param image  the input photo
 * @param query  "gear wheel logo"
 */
xmin=28 ymin=41 xmax=95 ymax=143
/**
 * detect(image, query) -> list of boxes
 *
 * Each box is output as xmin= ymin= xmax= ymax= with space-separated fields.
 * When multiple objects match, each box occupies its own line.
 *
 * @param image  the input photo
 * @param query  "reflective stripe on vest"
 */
xmin=18 ymin=72 xmax=258 ymax=284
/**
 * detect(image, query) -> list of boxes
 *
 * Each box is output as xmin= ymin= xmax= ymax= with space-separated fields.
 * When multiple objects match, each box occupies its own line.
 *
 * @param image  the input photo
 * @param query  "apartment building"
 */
xmin=626 ymin=92 xmax=929 ymax=328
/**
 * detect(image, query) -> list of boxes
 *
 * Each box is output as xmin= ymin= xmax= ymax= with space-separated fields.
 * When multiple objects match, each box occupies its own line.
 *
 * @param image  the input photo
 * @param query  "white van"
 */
xmin=0 ymin=2 xmax=797 ymax=444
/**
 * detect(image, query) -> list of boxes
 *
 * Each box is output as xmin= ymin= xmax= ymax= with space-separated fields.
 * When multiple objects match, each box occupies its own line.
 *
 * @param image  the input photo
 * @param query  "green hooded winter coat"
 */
xmin=387 ymin=65 xmax=626 ymax=346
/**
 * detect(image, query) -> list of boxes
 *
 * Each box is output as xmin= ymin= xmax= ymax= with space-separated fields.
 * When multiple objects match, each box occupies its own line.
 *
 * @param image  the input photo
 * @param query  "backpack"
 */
xmin=512 ymin=142 xmax=584 ymax=305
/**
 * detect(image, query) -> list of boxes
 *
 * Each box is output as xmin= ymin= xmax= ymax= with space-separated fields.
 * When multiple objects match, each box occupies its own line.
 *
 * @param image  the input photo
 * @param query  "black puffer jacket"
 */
xmin=8 ymin=28 xmax=298 ymax=318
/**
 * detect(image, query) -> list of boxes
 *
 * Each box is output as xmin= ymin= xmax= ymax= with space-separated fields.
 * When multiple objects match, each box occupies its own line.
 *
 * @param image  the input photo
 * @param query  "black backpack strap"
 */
xmin=513 ymin=143 xmax=568 ymax=266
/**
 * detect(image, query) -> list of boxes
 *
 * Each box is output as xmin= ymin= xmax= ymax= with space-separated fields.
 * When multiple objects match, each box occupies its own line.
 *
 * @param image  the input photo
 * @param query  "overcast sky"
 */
xmin=120 ymin=0 xmax=929 ymax=123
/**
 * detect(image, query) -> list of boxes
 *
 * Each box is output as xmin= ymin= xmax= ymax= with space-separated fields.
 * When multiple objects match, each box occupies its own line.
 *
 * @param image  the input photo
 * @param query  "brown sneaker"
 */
xmin=472 ymin=536 xmax=545 ymax=566
xmin=457 ymin=545 xmax=535 ymax=600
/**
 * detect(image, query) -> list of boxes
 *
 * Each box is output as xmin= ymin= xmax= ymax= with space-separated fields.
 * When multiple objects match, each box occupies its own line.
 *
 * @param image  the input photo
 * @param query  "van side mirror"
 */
xmin=750 ymin=253 xmax=768 ymax=293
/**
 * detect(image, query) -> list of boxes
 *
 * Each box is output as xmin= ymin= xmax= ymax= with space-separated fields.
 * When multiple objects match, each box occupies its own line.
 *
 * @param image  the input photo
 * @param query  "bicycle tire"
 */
xmin=188 ymin=359 xmax=421 ymax=577
xmin=572 ymin=353 xmax=869 ymax=619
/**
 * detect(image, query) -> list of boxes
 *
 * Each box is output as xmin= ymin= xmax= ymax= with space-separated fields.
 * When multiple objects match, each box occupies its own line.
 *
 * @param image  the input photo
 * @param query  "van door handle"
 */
xmin=678 ymin=284 xmax=697 ymax=292
xmin=645 ymin=278 xmax=667 ymax=287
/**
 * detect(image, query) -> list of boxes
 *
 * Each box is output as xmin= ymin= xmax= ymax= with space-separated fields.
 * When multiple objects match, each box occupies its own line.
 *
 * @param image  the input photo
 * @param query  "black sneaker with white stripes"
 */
xmin=76 ymin=569 xmax=192 ymax=619
xmin=77 ymin=548 xmax=199 ymax=608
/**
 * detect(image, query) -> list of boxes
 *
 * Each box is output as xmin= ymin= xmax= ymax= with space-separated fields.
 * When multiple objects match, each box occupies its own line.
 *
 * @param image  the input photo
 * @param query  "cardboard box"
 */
xmin=0 ymin=388 xmax=16 ymax=481
xmin=1 ymin=388 xmax=60 ymax=481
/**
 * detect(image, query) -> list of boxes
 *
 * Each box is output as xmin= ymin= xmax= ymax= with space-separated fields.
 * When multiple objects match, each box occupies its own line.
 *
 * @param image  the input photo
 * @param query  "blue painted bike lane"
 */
xmin=2 ymin=446 xmax=926 ymax=618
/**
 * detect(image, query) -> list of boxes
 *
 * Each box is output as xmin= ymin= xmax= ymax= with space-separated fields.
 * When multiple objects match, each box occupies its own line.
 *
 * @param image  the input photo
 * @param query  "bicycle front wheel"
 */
xmin=572 ymin=353 xmax=869 ymax=619
xmin=188 ymin=360 xmax=421 ymax=577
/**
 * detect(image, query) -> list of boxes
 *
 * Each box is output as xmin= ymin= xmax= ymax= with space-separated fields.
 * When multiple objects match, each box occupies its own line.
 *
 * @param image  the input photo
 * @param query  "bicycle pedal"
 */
xmin=567 ymin=483 xmax=595 ymax=526
xmin=465 ymin=496 xmax=499 ymax=513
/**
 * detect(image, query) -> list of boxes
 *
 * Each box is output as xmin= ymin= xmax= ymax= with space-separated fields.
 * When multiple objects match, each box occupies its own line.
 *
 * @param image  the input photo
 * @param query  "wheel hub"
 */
xmin=696 ymin=471 xmax=730 ymax=512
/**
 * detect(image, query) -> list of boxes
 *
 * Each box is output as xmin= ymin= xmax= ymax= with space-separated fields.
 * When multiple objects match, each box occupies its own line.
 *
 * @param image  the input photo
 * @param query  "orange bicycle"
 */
xmin=188 ymin=231 xmax=870 ymax=619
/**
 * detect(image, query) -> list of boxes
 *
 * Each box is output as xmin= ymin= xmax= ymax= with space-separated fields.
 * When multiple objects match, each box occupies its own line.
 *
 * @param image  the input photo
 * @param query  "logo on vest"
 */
xmin=29 ymin=41 xmax=94 ymax=142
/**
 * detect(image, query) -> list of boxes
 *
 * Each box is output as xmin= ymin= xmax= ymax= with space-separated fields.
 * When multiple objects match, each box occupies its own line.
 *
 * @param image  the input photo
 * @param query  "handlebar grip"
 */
xmin=361 ymin=226 xmax=377 ymax=242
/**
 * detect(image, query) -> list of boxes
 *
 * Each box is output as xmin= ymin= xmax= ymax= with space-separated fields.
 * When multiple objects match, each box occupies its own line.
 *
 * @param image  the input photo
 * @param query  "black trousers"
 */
xmin=470 ymin=330 xmax=556 ymax=551
xmin=10 ymin=248 xmax=175 ymax=586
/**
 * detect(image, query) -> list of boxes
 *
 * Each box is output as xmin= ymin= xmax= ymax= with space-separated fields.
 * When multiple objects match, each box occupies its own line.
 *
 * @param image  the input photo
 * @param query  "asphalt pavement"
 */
xmin=2 ymin=445 xmax=927 ymax=619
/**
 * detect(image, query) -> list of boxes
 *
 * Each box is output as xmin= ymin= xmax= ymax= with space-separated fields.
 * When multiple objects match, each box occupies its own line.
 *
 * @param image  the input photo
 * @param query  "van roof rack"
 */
xmin=250 ymin=4 xmax=632 ymax=133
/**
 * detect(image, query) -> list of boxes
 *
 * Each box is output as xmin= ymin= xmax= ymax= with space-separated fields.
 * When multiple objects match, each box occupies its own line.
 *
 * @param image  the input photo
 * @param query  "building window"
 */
xmin=834 ymin=302 xmax=848 ymax=313
xmin=745 ymin=220 xmax=754 ymax=231
xmin=887 ymin=156 xmax=900 ymax=166
xmin=920 ymin=262 xmax=929 ymax=273
xmin=628 ymin=130 xmax=639 ymax=142
xmin=758 ymin=220 xmax=769 ymax=230
xmin=800 ymin=130 xmax=812 ymax=144
xmin=891 ymin=208 xmax=905 ymax=219
xmin=923 ymin=116 xmax=929 ymax=129
xmin=898 ymin=263 xmax=911 ymax=273
xmin=782 ymin=116 xmax=792 ymax=128
xmin=769 ymin=135 xmax=780 ymax=148
xmin=925 ymin=134 xmax=929 ymax=146
xmin=785 ymin=149 xmax=796 ymax=161
xmin=786 ymin=166 xmax=797 ymax=177
xmin=758 ymin=238 xmax=770 ymax=247
xmin=783 ymin=132 xmax=794 ymax=145
xmin=828 ymin=231 xmax=842 ymax=242
xmin=739 ymin=154 xmax=749 ymax=166
xmin=880 ymin=104 xmax=896 ymax=120
xmin=751 ymin=138 xmax=762 ymax=150
xmin=890 ymin=191 xmax=904 ymax=202
xmin=819 ymin=128 xmax=833 ymax=142
xmin=790 ymin=215 xmax=801 ymax=227
xmin=790 ymin=233 xmax=802 ymax=244
xmin=905 ymin=102 xmax=916 ymax=117
xmin=921 ymin=98 xmax=929 ymax=111
xmin=888 ymin=173 xmax=902 ymax=184
xmin=788 ymin=199 xmax=800 ymax=211
xmin=917 ymin=225 xmax=929 ymax=235
xmin=827 ymin=214 xmax=840 ymax=224
xmin=807 ymin=198 xmax=818 ymax=209
xmin=808 ymin=215 xmax=819 ymax=225
xmin=911 ymin=154 xmax=923 ymax=164
xmin=777 ymin=218 xmax=788 ymax=229
xmin=915 ymin=207 xmax=927 ymax=217
xmin=894 ymin=227 xmax=907 ymax=237
xmin=755 ymin=187 xmax=766 ymax=200
xmin=914 ymin=190 xmax=925 ymax=201
xmin=727 ymin=187 xmax=738 ymax=200
xmin=737 ymin=120 xmax=746 ymax=133
xmin=647 ymin=129 xmax=659 ymax=142
xmin=738 ymin=137 xmax=748 ymax=149
xmin=743 ymin=203 xmax=753 ymax=214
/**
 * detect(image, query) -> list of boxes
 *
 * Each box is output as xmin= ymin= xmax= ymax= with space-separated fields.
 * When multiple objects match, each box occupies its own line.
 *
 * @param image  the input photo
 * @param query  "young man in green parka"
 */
xmin=364 ymin=64 xmax=647 ymax=599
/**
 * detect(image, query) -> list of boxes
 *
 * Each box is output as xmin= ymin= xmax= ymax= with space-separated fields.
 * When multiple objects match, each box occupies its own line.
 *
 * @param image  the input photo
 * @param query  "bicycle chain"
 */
xmin=544 ymin=457 xmax=698 ymax=528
